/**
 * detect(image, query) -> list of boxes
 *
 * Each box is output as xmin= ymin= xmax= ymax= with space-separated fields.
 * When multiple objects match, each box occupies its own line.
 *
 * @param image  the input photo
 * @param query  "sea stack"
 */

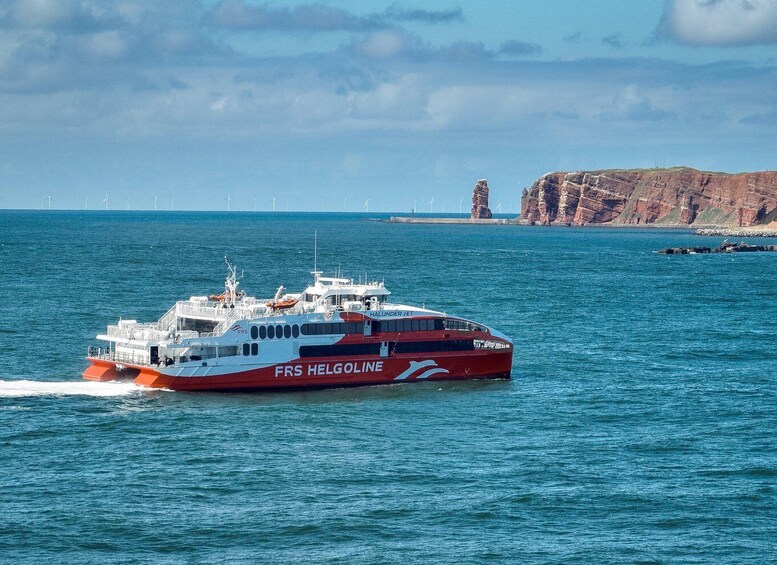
xmin=471 ymin=179 xmax=493 ymax=219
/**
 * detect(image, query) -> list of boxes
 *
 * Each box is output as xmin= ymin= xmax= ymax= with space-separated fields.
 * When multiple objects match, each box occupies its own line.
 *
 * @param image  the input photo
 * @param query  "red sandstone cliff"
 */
xmin=520 ymin=168 xmax=777 ymax=227
xmin=471 ymin=179 xmax=493 ymax=219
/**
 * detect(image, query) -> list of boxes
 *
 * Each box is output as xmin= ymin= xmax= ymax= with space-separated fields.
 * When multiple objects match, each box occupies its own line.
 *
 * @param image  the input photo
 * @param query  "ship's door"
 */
xmin=380 ymin=341 xmax=389 ymax=358
xmin=150 ymin=346 xmax=159 ymax=365
xmin=364 ymin=320 xmax=372 ymax=337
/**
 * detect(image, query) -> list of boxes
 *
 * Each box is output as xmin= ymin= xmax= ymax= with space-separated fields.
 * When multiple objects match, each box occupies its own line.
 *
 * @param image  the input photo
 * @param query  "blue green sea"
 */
xmin=1 ymin=211 xmax=776 ymax=563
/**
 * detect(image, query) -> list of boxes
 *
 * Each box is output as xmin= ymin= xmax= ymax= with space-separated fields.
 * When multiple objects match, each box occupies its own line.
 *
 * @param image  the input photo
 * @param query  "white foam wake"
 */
xmin=0 ymin=380 xmax=145 ymax=398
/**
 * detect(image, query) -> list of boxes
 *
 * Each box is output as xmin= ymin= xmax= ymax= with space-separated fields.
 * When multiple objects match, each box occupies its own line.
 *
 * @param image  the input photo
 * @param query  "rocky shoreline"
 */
xmin=695 ymin=226 xmax=777 ymax=237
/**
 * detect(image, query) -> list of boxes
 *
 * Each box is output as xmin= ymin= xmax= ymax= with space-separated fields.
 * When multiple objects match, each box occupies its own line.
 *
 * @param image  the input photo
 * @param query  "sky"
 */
xmin=2 ymin=0 xmax=777 ymax=212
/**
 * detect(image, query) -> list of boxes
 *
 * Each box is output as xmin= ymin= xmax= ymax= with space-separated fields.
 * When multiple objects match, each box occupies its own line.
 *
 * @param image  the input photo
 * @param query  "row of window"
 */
xmin=242 ymin=343 xmax=259 ymax=356
xmin=300 ymin=343 xmax=382 ymax=357
xmin=301 ymin=322 xmax=362 ymax=336
xmin=395 ymin=340 xmax=474 ymax=353
xmin=250 ymin=324 xmax=301 ymax=340
xmin=375 ymin=318 xmax=443 ymax=333
xmin=443 ymin=319 xmax=484 ymax=332
xmin=298 ymin=339 xmax=475 ymax=358
xmin=246 ymin=318 xmax=483 ymax=340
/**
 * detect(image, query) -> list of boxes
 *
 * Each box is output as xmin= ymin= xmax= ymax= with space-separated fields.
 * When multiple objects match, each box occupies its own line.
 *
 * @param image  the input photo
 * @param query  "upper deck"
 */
xmin=100 ymin=263 xmax=440 ymax=345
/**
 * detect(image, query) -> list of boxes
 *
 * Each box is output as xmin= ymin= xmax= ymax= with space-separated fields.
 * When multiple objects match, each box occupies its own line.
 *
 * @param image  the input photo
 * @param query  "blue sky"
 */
xmin=2 ymin=0 xmax=777 ymax=212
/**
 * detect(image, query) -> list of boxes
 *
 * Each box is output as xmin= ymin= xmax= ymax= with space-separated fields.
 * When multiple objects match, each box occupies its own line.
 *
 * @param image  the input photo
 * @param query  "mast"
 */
xmin=311 ymin=230 xmax=321 ymax=284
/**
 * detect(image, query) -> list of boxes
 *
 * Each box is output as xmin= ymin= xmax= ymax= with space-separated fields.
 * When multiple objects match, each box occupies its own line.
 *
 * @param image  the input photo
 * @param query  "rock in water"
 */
xmin=519 ymin=167 xmax=777 ymax=227
xmin=471 ymin=179 xmax=493 ymax=219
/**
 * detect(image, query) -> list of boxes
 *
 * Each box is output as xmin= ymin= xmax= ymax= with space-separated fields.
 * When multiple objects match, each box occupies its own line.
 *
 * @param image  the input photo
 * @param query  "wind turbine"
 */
xmin=343 ymin=197 xmax=348 ymax=212
xmin=496 ymin=202 xmax=502 ymax=213
xmin=429 ymin=196 xmax=434 ymax=214
xmin=154 ymin=195 xmax=158 ymax=211
xmin=226 ymin=194 xmax=231 ymax=212
xmin=272 ymin=196 xmax=276 ymax=212
xmin=363 ymin=199 xmax=370 ymax=213
xmin=459 ymin=198 xmax=464 ymax=214
xmin=83 ymin=196 xmax=88 ymax=210
xmin=103 ymin=193 xmax=108 ymax=210
xmin=46 ymin=194 xmax=52 ymax=210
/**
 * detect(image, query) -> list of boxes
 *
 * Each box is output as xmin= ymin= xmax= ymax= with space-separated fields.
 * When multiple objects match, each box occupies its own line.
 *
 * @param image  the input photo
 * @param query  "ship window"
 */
xmin=276 ymin=326 xmax=283 ymax=339
xmin=259 ymin=325 xmax=267 ymax=339
xmin=251 ymin=343 xmax=258 ymax=355
xmin=299 ymin=343 xmax=381 ymax=357
xmin=348 ymin=322 xmax=360 ymax=334
xmin=394 ymin=340 xmax=474 ymax=354
xmin=242 ymin=343 xmax=250 ymax=356
xmin=292 ymin=325 xmax=300 ymax=338
xmin=411 ymin=319 xmax=420 ymax=331
xmin=284 ymin=325 xmax=292 ymax=339
xmin=250 ymin=325 xmax=258 ymax=340
xmin=268 ymin=325 xmax=275 ymax=339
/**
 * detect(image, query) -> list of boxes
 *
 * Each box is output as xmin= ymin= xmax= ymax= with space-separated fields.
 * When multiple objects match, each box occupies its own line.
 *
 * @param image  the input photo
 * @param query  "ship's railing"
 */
xmin=87 ymin=347 xmax=149 ymax=365
xmin=174 ymin=302 xmax=266 ymax=320
xmin=87 ymin=346 xmax=219 ymax=366
xmin=107 ymin=324 xmax=171 ymax=342
xmin=157 ymin=304 xmax=177 ymax=331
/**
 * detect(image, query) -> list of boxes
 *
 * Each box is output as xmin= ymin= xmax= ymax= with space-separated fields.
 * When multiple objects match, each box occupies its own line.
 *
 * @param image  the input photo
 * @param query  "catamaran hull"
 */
xmin=83 ymin=350 xmax=512 ymax=392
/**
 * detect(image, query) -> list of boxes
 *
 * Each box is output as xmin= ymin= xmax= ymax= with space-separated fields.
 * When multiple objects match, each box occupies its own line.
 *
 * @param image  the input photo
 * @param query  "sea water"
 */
xmin=0 ymin=211 xmax=775 ymax=563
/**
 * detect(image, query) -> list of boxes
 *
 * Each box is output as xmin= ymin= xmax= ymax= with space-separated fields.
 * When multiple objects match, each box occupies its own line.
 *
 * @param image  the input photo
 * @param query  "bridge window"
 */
xmin=259 ymin=325 xmax=267 ymax=339
xmin=250 ymin=325 xmax=258 ymax=340
xmin=284 ymin=325 xmax=292 ymax=339
xmin=268 ymin=325 xmax=275 ymax=339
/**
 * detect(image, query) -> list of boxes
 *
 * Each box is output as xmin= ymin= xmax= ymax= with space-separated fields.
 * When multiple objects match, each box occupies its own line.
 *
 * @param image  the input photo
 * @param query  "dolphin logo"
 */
xmin=394 ymin=360 xmax=449 ymax=381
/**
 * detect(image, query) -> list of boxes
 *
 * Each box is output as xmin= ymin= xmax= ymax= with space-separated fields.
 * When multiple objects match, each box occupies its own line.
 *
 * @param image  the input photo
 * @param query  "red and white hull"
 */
xmin=84 ymin=349 xmax=512 ymax=391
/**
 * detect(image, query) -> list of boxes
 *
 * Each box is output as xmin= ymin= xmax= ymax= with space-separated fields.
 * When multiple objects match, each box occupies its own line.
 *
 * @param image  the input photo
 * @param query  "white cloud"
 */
xmin=666 ymin=0 xmax=777 ymax=45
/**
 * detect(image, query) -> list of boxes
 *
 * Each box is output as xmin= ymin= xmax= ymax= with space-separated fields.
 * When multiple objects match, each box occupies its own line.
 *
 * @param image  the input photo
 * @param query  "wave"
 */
xmin=0 ymin=380 xmax=146 ymax=398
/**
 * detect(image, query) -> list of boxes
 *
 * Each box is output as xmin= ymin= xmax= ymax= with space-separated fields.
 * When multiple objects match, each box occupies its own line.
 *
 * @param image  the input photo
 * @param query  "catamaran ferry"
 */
xmin=83 ymin=260 xmax=513 ymax=391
